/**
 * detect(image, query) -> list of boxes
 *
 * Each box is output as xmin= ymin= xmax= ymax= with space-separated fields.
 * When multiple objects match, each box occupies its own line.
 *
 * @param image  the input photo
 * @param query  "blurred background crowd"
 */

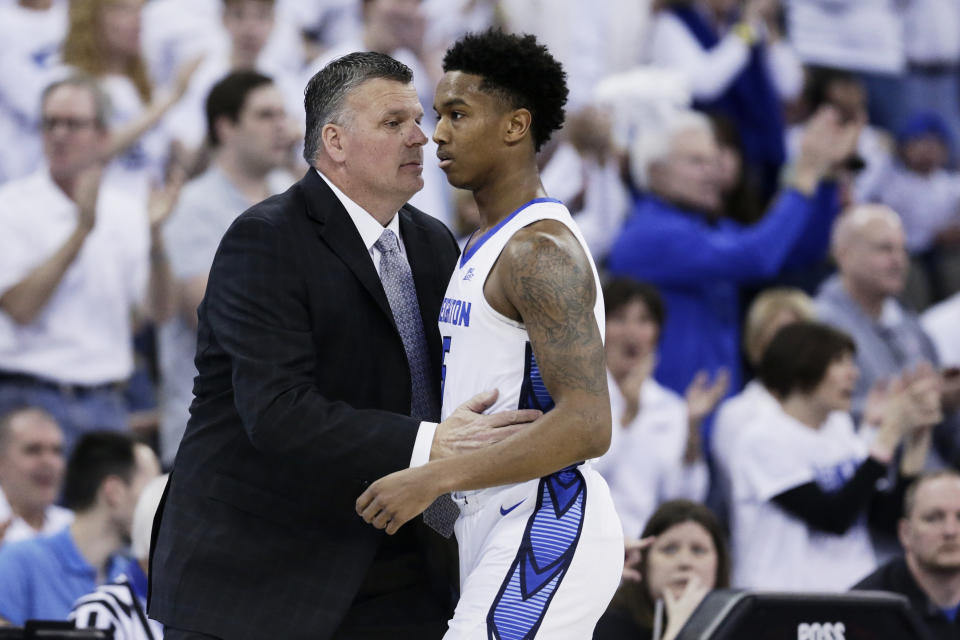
xmin=1 ymin=0 xmax=960 ymax=638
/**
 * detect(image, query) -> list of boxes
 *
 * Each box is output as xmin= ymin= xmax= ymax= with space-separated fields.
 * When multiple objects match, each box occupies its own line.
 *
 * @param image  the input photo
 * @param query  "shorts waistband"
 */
xmin=452 ymin=462 xmax=591 ymax=516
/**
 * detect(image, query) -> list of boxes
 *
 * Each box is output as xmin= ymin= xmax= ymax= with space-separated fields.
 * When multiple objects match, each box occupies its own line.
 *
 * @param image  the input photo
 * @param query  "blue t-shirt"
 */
xmin=0 ymin=527 xmax=96 ymax=625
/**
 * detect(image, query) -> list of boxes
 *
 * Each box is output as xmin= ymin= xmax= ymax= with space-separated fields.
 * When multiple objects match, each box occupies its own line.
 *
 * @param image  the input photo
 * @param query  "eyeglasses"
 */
xmin=40 ymin=116 xmax=98 ymax=132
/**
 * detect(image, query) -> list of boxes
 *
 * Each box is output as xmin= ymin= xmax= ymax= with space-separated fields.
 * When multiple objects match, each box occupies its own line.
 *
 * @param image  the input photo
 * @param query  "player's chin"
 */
xmin=440 ymin=168 xmax=469 ymax=189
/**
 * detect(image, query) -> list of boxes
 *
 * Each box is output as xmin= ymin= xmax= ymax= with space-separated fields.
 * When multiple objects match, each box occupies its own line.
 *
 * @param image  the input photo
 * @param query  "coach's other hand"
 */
xmin=430 ymin=389 xmax=540 ymax=460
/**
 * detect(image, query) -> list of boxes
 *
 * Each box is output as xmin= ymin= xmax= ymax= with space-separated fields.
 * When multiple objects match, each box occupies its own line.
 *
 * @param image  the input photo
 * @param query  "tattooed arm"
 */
xmin=357 ymin=220 xmax=612 ymax=534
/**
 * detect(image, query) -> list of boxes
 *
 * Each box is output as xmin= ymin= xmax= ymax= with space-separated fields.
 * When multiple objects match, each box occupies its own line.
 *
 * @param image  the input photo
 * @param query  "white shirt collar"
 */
xmin=315 ymin=168 xmax=401 ymax=253
xmin=879 ymin=297 xmax=904 ymax=328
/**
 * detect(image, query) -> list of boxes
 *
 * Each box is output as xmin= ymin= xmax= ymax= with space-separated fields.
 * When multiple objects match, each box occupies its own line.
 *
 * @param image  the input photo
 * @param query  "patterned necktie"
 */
xmin=374 ymin=228 xmax=459 ymax=537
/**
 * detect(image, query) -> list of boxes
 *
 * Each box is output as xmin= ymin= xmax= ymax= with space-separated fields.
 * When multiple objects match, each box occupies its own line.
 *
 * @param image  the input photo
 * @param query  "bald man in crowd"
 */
xmin=816 ymin=204 xmax=960 ymax=468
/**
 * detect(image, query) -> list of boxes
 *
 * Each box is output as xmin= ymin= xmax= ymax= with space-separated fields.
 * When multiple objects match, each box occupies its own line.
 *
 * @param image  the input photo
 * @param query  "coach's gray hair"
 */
xmin=41 ymin=74 xmax=111 ymax=129
xmin=629 ymin=108 xmax=713 ymax=190
xmin=302 ymin=52 xmax=413 ymax=164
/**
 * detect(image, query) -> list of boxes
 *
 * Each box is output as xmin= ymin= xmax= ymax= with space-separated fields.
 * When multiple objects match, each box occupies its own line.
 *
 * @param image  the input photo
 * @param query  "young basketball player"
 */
xmin=357 ymin=30 xmax=623 ymax=638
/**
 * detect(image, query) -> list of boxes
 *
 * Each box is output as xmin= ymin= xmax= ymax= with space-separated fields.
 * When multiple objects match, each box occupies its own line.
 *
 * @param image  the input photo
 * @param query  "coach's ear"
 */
xmin=504 ymin=108 xmax=532 ymax=145
xmin=322 ymin=123 xmax=347 ymax=163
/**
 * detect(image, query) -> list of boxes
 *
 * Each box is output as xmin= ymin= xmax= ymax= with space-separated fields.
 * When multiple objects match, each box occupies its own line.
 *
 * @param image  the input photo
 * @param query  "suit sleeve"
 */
xmin=203 ymin=214 xmax=421 ymax=481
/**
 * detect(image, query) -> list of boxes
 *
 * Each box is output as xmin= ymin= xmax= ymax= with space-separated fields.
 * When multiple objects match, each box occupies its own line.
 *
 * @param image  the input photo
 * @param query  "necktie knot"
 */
xmin=375 ymin=228 xmax=400 ymax=255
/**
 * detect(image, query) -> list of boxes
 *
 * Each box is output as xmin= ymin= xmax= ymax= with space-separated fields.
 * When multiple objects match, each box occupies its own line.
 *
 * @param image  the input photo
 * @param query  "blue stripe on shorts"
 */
xmin=486 ymin=466 xmax=586 ymax=639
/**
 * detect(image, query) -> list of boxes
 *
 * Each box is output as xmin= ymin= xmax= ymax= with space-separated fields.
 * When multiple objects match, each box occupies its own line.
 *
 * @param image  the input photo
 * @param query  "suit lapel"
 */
xmin=300 ymin=170 xmax=396 ymax=326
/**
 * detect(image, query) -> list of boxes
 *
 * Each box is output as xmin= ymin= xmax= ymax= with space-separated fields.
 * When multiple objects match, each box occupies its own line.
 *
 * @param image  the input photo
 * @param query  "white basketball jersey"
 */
xmin=438 ymin=198 xmax=605 ymax=497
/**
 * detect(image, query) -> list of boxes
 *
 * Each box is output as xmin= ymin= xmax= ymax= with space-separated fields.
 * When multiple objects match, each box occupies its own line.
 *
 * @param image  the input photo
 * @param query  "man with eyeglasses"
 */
xmin=0 ymin=74 xmax=179 ymax=452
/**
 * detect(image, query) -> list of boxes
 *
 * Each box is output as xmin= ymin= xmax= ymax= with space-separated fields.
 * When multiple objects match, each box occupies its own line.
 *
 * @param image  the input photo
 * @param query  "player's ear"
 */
xmin=504 ymin=108 xmax=532 ymax=145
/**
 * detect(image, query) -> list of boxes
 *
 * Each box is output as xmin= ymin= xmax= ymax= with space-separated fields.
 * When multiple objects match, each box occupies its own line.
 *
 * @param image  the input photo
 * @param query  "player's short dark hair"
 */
xmin=443 ymin=29 xmax=567 ymax=152
xmin=603 ymin=277 xmax=665 ymax=330
xmin=206 ymin=70 xmax=274 ymax=148
xmin=302 ymin=52 xmax=413 ymax=163
xmin=62 ymin=431 xmax=138 ymax=512
xmin=759 ymin=321 xmax=856 ymax=398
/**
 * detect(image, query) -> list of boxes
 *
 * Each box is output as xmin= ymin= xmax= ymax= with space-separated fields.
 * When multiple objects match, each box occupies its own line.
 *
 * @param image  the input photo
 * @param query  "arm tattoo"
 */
xmin=507 ymin=230 xmax=607 ymax=395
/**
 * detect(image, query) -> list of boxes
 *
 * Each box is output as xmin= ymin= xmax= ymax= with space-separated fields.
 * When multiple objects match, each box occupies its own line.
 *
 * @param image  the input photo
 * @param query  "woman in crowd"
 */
xmin=731 ymin=321 xmax=941 ymax=591
xmin=712 ymin=287 xmax=814 ymax=512
xmin=595 ymin=278 xmax=727 ymax=538
xmin=62 ymin=0 xmax=198 ymax=199
xmin=595 ymin=500 xmax=731 ymax=640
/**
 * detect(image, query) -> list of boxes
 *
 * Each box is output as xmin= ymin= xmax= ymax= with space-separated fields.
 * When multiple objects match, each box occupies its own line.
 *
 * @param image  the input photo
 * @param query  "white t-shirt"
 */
xmin=0 ymin=1 xmax=68 ymax=183
xmin=141 ymin=0 xmax=221 ymax=89
xmin=713 ymin=379 xmax=778 ymax=481
xmin=0 ymin=170 xmax=150 ymax=384
xmin=731 ymin=407 xmax=877 ymax=591
xmin=922 ymin=292 xmax=960 ymax=368
xmin=99 ymin=75 xmax=174 ymax=204
xmin=786 ymin=0 xmax=905 ymax=74
xmin=595 ymin=375 xmax=708 ymax=537
xmin=0 ymin=486 xmax=73 ymax=544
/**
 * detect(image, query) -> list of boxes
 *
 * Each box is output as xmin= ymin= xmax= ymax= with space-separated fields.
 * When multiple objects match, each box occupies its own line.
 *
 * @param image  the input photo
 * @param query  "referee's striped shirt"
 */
xmin=69 ymin=574 xmax=163 ymax=640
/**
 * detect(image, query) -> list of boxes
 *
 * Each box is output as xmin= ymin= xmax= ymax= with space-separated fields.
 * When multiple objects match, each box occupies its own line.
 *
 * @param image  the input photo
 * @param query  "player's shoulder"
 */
xmin=502 ymin=217 xmax=587 ymax=273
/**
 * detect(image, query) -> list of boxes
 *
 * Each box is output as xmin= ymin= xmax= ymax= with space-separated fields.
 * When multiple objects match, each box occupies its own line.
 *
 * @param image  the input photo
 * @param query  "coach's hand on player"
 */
xmin=430 ymin=389 xmax=541 ymax=460
xmin=356 ymin=466 xmax=439 ymax=535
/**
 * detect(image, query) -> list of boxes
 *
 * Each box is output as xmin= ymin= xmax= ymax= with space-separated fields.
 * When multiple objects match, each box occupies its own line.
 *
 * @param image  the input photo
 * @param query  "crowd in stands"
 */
xmin=0 ymin=0 xmax=960 ymax=637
